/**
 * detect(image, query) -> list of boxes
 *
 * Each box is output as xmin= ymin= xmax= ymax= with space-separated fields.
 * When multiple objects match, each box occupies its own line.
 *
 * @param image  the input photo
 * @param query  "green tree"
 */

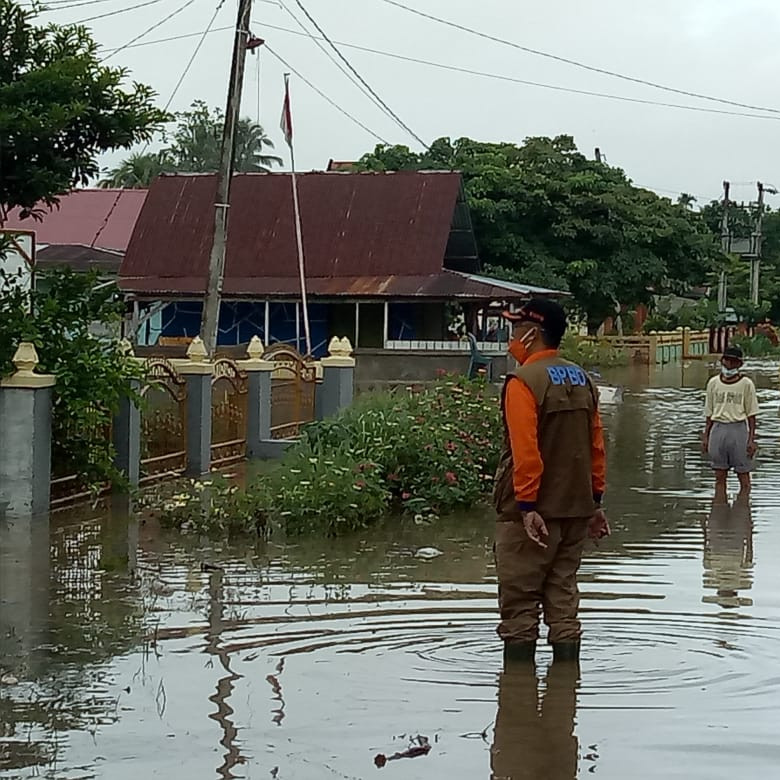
xmin=0 ymin=268 xmax=140 ymax=489
xmin=168 ymin=100 xmax=282 ymax=173
xmin=699 ymin=199 xmax=780 ymax=322
xmin=99 ymin=151 xmax=175 ymax=189
xmin=358 ymin=136 xmax=721 ymax=332
xmin=0 ymin=0 xmax=168 ymax=218
xmin=101 ymin=101 xmax=283 ymax=187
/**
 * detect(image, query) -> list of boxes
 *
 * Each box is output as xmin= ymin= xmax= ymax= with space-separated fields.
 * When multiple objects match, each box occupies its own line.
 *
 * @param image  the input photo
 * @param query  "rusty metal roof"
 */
xmin=120 ymin=171 xmax=480 ymax=295
xmin=36 ymin=244 xmax=123 ymax=274
xmin=119 ymin=270 xmax=563 ymax=300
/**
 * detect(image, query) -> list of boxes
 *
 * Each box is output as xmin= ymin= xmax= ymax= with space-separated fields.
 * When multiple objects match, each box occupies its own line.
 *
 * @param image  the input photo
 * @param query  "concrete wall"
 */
xmin=355 ymin=349 xmax=507 ymax=391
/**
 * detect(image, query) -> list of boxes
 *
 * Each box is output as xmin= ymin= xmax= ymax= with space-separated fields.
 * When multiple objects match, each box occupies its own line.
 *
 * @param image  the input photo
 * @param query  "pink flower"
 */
xmin=402 ymin=491 xmax=411 ymax=500
xmin=445 ymin=471 xmax=457 ymax=484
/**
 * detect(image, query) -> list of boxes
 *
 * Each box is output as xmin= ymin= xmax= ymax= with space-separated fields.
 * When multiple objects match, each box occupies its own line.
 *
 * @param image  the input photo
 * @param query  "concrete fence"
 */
xmin=593 ymin=328 xmax=713 ymax=365
xmin=0 ymin=336 xmax=356 ymax=520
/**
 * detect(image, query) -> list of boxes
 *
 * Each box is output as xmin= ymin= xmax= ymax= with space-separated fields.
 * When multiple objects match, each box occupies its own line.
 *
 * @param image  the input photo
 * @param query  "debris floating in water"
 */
xmin=374 ymin=735 xmax=431 ymax=768
xmin=414 ymin=547 xmax=443 ymax=559
xmin=1 ymin=674 xmax=19 ymax=686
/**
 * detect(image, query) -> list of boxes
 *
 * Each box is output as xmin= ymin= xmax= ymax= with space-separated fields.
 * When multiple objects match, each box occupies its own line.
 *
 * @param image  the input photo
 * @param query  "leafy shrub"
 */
xmin=731 ymin=333 xmax=780 ymax=357
xmin=137 ymin=475 xmax=268 ymax=537
xmin=255 ymin=376 xmax=503 ymax=535
xmin=256 ymin=450 xmax=390 ymax=536
xmin=559 ymin=331 xmax=628 ymax=368
xmin=0 ymin=268 xmax=141 ymax=491
xmin=642 ymin=298 xmax=717 ymax=333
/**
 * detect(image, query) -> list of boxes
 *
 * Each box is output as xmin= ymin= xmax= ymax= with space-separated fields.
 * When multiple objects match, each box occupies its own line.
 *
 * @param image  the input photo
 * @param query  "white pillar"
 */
xmin=295 ymin=301 xmax=301 ymax=353
xmin=355 ymin=302 xmax=361 ymax=349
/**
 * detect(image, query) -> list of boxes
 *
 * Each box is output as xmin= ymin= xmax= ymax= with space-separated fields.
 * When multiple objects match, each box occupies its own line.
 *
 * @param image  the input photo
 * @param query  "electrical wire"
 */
xmin=135 ymin=0 xmax=227 ymax=158
xmin=74 ymin=0 xmax=164 ymax=25
xmin=100 ymin=25 xmax=233 ymax=53
xmin=32 ymin=0 xmax=123 ymax=12
xmin=279 ymin=0 xmax=397 ymax=127
xmin=161 ymin=0 xmax=227 ymax=112
xmin=287 ymin=0 xmax=426 ymax=146
xmin=378 ymin=0 xmax=780 ymax=116
xmin=264 ymin=44 xmax=389 ymax=144
xmin=100 ymin=21 xmax=780 ymax=123
xmin=100 ymin=0 xmax=195 ymax=62
xmin=314 ymin=36 xmax=780 ymax=123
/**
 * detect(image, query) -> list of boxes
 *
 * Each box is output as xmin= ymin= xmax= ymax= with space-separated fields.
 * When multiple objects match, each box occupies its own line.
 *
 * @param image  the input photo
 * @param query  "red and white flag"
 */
xmin=280 ymin=73 xmax=293 ymax=149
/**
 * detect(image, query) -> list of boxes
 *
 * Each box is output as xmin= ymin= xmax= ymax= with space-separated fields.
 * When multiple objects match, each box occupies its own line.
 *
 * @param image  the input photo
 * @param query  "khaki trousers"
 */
xmin=495 ymin=517 xmax=589 ymax=644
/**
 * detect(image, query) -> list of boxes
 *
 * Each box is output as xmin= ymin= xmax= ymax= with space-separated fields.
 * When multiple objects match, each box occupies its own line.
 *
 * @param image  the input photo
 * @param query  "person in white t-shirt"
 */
xmin=702 ymin=345 xmax=758 ymax=503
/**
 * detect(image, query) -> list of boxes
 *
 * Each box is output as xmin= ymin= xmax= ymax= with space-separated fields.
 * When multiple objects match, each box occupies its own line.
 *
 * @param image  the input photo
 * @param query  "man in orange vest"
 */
xmin=493 ymin=298 xmax=609 ymax=663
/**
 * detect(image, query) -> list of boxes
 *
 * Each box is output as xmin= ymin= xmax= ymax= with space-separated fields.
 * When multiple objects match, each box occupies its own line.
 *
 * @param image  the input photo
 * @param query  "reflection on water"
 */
xmin=1 ymin=361 xmax=780 ymax=779
xmin=702 ymin=501 xmax=754 ymax=609
xmin=492 ymin=662 xmax=579 ymax=780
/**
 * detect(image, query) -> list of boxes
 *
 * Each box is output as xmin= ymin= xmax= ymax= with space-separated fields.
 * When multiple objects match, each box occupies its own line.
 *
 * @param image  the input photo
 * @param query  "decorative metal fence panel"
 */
xmin=50 ymin=406 xmax=112 ymax=509
xmin=210 ymin=358 xmax=248 ymax=466
xmin=140 ymin=358 xmax=188 ymax=482
xmin=263 ymin=344 xmax=317 ymax=440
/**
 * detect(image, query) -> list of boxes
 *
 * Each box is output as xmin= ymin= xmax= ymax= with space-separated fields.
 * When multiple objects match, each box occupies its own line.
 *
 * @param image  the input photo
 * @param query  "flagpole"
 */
xmin=282 ymin=74 xmax=312 ymax=357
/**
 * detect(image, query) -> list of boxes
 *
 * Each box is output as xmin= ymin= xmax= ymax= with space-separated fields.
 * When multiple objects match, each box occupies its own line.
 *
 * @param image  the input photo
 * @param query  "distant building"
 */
xmin=120 ymin=171 xmax=562 ymax=360
xmin=326 ymin=159 xmax=358 ymax=172
xmin=4 ymin=189 xmax=147 ymax=278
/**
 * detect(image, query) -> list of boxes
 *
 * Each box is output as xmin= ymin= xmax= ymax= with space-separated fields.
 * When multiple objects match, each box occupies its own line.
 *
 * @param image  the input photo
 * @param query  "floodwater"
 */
xmin=2 ymin=359 xmax=780 ymax=780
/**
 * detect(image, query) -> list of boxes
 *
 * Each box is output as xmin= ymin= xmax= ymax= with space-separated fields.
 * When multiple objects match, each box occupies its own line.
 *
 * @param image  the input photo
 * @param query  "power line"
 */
xmin=161 ymin=0 xmax=227 ymax=112
xmin=101 ymin=21 xmax=780 ymax=123
xmin=288 ymin=0 xmax=426 ymax=146
xmin=32 ymin=0 xmax=122 ymax=12
xmin=264 ymin=44 xmax=389 ymax=144
xmin=378 ymin=0 xmax=780 ymax=117
xmin=262 ymin=22 xmax=780 ymax=122
xmin=100 ymin=0 xmax=195 ymax=62
xmin=100 ymin=25 xmax=233 ymax=53
xmin=320 ymin=37 xmax=780 ymax=123
xmin=279 ymin=0 xmax=397 ymax=128
xmin=135 ymin=0 xmax=228 ymax=158
xmin=75 ymin=0 xmax=164 ymax=25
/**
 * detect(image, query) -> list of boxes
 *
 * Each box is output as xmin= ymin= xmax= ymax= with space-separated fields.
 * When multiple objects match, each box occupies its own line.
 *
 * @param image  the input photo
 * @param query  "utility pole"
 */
xmin=200 ymin=0 xmax=254 ymax=357
xmin=718 ymin=180 xmax=730 ymax=311
xmin=751 ymin=182 xmax=767 ymax=306
xmin=594 ymin=147 xmax=602 ymax=164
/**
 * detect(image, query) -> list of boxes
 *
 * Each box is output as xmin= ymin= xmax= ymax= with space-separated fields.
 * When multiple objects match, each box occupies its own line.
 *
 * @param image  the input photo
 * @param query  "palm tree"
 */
xmin=234 ymin=118 xmax=283 ymax=172
xmin=677 ymin=193 xmax=698 ymax=210
xmin=169 ymin=104 xmax=282 ymax=173
xmin=101 ymin=103 xmax=283 ymax=187
xmin=99 ymin=151 xmax=174 ymax=189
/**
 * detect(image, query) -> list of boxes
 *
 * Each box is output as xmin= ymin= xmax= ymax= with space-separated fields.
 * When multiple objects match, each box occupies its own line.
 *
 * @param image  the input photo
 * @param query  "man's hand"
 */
xmin=588 ymin=508 xmax=611 ymax=540
xmin=521 ymin=511 xmax=549 ymax=548
xmin=747 ymin=439 xmax=758 ymax=458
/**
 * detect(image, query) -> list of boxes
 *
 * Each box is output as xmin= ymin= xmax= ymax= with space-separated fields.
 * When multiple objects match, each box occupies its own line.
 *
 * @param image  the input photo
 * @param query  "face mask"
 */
xmin=509 ymin=328 xmax=537 ymax=365
xmin=721 ymin=366 xmax=740 ymax=379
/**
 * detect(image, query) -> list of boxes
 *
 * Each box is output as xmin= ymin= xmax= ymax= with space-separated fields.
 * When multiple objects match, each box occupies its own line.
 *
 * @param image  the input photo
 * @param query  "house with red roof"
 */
xmin=4 ymin=189 xmax=147 ymax=275
xmin=119 ymin=171 xmax=560 ymax=367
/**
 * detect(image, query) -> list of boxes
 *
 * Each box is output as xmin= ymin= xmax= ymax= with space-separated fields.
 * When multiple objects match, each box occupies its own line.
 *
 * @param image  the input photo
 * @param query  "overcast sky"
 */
xmin=42 ymin=0 xmax=780 ymax=205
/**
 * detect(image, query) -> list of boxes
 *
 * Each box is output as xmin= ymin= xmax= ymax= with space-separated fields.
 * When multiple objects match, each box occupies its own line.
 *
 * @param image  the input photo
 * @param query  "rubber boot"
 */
xmin=552 ymin=641 xmax=580 ymax=663
xmin=503 ymin=640 xmax=537 ymax=664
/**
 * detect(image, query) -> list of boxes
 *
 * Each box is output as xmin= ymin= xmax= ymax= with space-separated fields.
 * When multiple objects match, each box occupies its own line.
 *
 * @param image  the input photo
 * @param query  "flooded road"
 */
xmin=2 ymin=360 xmax=780 ymax=779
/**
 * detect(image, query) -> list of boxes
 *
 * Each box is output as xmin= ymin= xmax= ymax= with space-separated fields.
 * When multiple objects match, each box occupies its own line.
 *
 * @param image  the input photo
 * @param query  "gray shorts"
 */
xmin=708 ymin=421 xmax=752 ymax=473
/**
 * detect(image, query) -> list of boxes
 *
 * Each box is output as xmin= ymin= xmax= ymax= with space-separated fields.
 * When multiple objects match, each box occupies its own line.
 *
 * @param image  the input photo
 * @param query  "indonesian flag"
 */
xmin=280 ymin=73 xmax=293 ymax=148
